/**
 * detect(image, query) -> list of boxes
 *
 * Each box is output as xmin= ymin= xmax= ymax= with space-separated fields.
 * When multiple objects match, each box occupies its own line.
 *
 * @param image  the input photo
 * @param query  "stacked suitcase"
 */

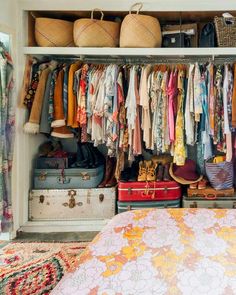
xmin=117 ymin=181 xmax=182 ymax=213
xmin=183 ymin=187 xmax=236 ymax=209
xmin=30 ymin=146 xmax=116 ymax=221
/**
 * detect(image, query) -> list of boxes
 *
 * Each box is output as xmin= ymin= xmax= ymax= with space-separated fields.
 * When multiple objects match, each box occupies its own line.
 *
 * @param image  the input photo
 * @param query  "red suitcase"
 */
xmin=118 ymin=181 xmax=181 ymax=202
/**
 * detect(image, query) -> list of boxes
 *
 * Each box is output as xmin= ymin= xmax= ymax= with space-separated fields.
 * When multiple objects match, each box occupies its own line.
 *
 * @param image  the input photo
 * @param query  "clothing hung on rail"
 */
xmin=0 ymin=44 xmax=15 ymax=232
xmin=21 ymin=57 xmax=236 ymax=168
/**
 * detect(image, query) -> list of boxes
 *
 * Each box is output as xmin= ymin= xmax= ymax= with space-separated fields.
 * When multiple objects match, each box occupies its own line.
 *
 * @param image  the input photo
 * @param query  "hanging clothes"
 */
xmin=173 ymin=68 xmax=186 ymax=165
xmin=0 ymin=46 xmax=15 ymax=232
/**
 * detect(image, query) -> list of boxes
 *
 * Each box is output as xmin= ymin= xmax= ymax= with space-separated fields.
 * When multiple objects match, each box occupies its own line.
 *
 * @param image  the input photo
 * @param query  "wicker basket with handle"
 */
xmin=120 ymin=3 xmax=162 ymax=48
xmin=214 ymin=16 xmax=236 ymax=47
xmin=73 ymin=9 xmax=120 ymax=47
xmin=34 ymin=15 xmax=74 ymax=47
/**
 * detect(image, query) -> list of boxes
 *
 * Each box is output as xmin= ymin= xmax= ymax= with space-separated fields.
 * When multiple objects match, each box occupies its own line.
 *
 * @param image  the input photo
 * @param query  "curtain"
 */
xmin=0 ymin=44 xmax=15 ymax=232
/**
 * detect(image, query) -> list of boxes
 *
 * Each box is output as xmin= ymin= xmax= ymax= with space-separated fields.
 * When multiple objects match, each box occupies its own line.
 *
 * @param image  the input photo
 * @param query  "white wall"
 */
xmin=0 ymin=0 xmax=16 ymax=28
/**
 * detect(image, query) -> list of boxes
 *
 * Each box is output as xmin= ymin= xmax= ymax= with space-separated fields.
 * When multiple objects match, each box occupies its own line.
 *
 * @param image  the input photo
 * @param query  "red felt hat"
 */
xmin=169 ymin=159 xmax=203 ymax=185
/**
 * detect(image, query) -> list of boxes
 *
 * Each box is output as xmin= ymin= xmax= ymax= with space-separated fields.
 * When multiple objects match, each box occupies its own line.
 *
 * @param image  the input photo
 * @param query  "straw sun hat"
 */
xmin=169 ymin=159 xmax=203 ymax=185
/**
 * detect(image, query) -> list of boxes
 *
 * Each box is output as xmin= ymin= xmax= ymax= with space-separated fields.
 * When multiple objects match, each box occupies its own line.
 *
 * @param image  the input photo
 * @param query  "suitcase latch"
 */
xmin=62 ymin=190 xmax=81 ymax=209
xmin=39 ymin=195 xmax=45 ymax=203
xmin=99 ymin=193 xmax=104 ymax=202
xmin=128 ymin=188 xmax=132 ymax=195
xmin=38 ymin=172 xmax=47 ymax=181
xmin=81 ymin=172 xmax=90 ymax=181
xmin=190 ymin=201 xmax=197 ymax=208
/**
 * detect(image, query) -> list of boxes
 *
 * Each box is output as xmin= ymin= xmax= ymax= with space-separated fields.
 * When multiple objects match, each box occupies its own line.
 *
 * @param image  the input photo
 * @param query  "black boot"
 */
xmin=71 ymin=142 xmax=85 ymax=168
xmin=89 ymin=143 xmax=105 ymax=167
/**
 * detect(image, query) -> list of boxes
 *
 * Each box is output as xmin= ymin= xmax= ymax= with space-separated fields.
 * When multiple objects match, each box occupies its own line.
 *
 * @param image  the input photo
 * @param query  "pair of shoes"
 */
xmin=72 ymin=142 xmax=105 ymax=169
xmin=156 ymin=163 xmax=171 ymax=181
xmin=98 ymin=156 xmax=117 ymax=188
xmin=189 ymin=178 xmax=208 ymax=189
xmin=120 ymin=156 xmax=144 ymax=182
xmin=137 ymin=160 xmax=157 ymax=182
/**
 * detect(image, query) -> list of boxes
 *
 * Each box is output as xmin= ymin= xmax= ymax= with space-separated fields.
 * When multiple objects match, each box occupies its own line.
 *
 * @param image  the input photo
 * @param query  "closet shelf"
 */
xmin=23 ymin=47 xmax=236 ymax=58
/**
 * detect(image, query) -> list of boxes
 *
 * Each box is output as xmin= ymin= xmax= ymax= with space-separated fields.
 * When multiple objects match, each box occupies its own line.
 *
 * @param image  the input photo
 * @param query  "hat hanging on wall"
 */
xmin=169 ymin=159 xmax=203 ymax=185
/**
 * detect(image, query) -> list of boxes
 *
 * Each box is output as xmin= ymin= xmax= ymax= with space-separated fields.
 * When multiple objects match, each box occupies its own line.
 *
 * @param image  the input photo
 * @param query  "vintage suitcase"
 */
xmin=34 ymin=165 xmax=104 ymax=189
xmin=187 ymin=187 xmax=234 ymax=199
xmin=183 ymin=196 xmax=236 ymax=209
xmin=29 ymin=187 xmax=116 ymax=221
xmin=118 ymin=181 xmax=181 ymax=202
xmin=117 ymin=199 xmax=181 ymax=213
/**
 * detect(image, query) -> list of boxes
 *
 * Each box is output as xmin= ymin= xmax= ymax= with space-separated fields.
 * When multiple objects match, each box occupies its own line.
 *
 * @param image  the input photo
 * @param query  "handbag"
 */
xmin=205 ymin=157 xmax=234 ymax=190
xmin=162 ymin=32 xmax=191 ymax=48
xmin=199 ymin=23 xmax=216 ymax=47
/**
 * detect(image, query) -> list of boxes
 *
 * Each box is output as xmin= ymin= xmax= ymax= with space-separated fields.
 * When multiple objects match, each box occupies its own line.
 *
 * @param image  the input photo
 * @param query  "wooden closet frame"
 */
xmin=13 ymin=0 xmax=236 ymax=236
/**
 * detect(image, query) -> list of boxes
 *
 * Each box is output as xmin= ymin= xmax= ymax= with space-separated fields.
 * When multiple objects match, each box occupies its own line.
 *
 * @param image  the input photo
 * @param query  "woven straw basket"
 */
xmin=74 ymin=9 xmax=120 ymax=47
xmin=34 ymin=16 xmax=74 ymax=47
xmin=214 ymin=16 xmax=236 ymax=47
xmin=120 ymin=3 xmax=162 ymax=48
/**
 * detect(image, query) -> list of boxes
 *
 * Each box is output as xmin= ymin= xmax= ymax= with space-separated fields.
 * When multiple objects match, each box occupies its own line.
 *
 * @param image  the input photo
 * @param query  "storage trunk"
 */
xmin=183 ymin=196 xmax=236 ymax=209
xmin=118 ymin=181 xmax=181 ymax=202
xmin=33 ymin=165 xmax=104 ymax=189
xmin=187 ymin=187 xmax=234 ymax=199
xmin=117 ymin=199 xmax=181 ymax=213
xmin=29 ymin=188 xmax=116 ymax=221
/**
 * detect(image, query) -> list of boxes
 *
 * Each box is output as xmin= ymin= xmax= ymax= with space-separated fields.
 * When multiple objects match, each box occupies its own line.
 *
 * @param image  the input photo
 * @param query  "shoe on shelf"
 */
xmin=146 ymin=160 xmax=157 ymax=182
xmin=189 ymin=182 xmax=198 ymax=189
xmin=198 ymin=178 xmax=208 ymax=190
xmin=156 ymin=164 xmax=164 ymax=181
xmin=120 ymin=167 xmax=132 ymax=182
xmin=105 ymin=157 xmax=117 ymax=187
xmin=137 ymin=161 xmax=147 ymax=182
xmin=163 ymin=163 xmax=171 ymax=181
xmin=99 ymin=156 xmax=117 ymax=188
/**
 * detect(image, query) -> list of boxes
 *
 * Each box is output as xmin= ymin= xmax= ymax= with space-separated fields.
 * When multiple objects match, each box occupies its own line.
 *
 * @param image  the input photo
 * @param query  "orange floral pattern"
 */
xmin=52 ymin=209 xmax=236 ymax=295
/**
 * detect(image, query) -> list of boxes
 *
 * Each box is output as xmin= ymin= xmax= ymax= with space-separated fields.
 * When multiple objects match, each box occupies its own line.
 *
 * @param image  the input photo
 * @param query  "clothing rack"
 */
xmin=43 ymin=55 xmax=236 ymax=65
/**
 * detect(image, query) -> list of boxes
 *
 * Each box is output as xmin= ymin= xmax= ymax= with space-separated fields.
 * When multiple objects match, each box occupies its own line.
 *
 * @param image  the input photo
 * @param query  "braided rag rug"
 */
xmin=0 ymin=241 xmax=88 ymax=295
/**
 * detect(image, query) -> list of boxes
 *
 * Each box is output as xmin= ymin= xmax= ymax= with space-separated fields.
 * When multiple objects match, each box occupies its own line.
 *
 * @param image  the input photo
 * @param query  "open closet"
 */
xmin=7 ymin=0 xmax=236 ymax=238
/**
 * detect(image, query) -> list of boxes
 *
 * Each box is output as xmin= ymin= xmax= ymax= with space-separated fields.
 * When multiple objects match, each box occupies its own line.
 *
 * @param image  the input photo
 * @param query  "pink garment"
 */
xmin=167 ymin=70 xmax=178 ymax=142
xmin=133 ymin=70 xmax=142 ymax=155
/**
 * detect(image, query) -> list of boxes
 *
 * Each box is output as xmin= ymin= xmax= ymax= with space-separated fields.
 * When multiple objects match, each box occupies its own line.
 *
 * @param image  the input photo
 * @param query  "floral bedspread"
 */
xmin=51 ymin=208 xmax=236 ymax=295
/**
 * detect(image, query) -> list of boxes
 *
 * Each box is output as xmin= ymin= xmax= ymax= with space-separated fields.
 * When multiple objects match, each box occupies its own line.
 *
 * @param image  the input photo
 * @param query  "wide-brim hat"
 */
xmin=169 ymin=159 xmax=203 ymax=185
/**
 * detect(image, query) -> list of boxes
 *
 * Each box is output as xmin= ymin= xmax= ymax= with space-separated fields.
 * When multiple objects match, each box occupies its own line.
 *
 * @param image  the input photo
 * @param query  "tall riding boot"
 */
xmin=88 ymin=143 xmax=105 ymax=167
xmin=71 ymin=142 xmax=85 ymax=168
xmin=98 ymin=156 xmax=113 ymax=188
xmin=86 ymin=143 xmax=96 ymax=168
xmin=105 ymin=157 xmax=117 ymax=187
xmin=76 ymin=143 xmax=90 ymax=168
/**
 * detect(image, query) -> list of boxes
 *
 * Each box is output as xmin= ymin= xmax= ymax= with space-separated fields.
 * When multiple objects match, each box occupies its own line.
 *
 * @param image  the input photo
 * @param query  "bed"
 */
xmin=51 ymin=208 xmax=236 ymax=295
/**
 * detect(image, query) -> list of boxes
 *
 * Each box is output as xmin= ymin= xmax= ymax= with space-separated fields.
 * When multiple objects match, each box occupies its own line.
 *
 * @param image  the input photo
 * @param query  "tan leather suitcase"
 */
xmin=187 ymin=187 xmax=234 ymax=200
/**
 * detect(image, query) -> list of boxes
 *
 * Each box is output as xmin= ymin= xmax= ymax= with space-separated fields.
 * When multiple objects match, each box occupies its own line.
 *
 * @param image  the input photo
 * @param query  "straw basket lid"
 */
xmin=120 ymin=3 xmax=162 ymax=48
xmin=73 ymin=9 xmax=120 ymax=48
xmin=33 ymin=13 xmax=74 ymax=47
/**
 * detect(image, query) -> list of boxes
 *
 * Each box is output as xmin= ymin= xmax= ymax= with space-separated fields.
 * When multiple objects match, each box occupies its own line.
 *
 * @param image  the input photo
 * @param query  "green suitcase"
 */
xmin=117 ymin=199 xmax=181 ymax=213
xmin=183 ymin=196 xmax=236 ymax=209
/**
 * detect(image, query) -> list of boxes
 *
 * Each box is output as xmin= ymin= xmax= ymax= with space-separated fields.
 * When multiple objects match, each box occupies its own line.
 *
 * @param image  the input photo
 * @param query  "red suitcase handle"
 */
xmin=141 ymin=191 xmax=155 ymax=199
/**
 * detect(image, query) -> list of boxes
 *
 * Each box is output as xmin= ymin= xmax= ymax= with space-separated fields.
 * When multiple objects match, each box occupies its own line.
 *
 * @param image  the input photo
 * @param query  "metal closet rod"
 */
xmin=41 ymin=55 xmax=236 ymax=64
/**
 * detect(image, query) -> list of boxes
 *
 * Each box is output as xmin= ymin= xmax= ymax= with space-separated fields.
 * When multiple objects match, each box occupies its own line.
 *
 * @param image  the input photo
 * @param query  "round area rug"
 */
xmin=0 ymin=241 xmax=88 ymax=295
